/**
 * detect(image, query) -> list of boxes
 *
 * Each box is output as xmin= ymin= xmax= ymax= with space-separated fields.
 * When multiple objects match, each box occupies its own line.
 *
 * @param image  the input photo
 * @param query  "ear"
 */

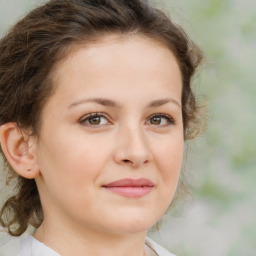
xmin=0 ymin=122 xmax=40 ymax=179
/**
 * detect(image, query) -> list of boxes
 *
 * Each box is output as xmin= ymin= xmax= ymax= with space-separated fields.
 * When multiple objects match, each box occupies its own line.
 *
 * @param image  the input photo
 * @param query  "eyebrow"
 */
xmin=68 ymin=98 xmax=121 ymax=108
xmin=68 ymin=97 xmax=181 ymax=109
xmin=146 ymin=98 xmax=181 ymax=108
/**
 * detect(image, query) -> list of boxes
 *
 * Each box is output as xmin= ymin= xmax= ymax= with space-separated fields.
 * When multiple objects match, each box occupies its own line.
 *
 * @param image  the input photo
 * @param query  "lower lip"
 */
xmin=103 ymin=186 xmax=154 ymax=198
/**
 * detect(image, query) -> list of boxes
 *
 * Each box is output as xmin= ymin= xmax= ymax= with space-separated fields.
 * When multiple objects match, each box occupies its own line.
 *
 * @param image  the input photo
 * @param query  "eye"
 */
xmin=147 ymin=114 xmax=175 ymax=126
xmin=79 ymin=113 xmax=111 ymax=127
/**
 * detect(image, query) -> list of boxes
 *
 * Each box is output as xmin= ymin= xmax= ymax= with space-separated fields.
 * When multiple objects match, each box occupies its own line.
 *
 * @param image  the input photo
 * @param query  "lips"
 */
xmin=102 ymin=178 xmax=154 ymax=198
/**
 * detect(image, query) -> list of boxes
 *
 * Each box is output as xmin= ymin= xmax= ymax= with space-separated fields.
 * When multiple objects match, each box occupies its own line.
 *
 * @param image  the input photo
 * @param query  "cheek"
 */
xmin=35 ymin=135 xmax=111 ymax=212
xmin=39 ymin=134 xmax=114 ymax=196
xmin=147 ymin=135 xmax=184 ymax=218
xmin=154 ymin=135 xmax=184 ymax=186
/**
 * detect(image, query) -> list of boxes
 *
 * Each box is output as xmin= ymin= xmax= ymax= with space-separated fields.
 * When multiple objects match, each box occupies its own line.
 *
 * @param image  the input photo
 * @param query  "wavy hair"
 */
xmin=0 ymin=0 xmax=204 ymax=236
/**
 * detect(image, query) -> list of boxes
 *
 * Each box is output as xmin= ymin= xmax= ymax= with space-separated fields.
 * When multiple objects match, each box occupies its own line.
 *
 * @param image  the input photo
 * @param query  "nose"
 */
xmin=113 ymin=125 xmax=153 ymax=168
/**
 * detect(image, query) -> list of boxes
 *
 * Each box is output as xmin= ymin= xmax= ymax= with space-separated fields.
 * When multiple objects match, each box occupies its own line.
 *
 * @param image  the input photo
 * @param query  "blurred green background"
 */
xmin=0 ymin=0 xmax=255 ymax=255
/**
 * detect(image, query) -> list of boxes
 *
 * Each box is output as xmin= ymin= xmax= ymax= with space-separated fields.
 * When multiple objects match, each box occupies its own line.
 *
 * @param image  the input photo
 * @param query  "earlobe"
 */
xmin=0 ymin=122 xmax=40 ymax=179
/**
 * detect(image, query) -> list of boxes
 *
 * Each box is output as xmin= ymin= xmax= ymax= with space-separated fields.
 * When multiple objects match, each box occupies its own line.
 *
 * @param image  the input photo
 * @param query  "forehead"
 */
xmin=45 ymin=34 xmax=182 ymax=108
xmin=52 ymin=34 xmax=180 ymax=72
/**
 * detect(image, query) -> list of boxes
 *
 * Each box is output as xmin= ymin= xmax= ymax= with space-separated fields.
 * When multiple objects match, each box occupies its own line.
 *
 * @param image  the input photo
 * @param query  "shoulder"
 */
xmin=0 ymin=236 xmax=23 ymax=256
xmin=0 ymin=235 xmax=177 ymax=256
xmin=0 ymin=235 xmax=60 ymax=256
xmin=145 ymin=237 xmax=177 ymax=256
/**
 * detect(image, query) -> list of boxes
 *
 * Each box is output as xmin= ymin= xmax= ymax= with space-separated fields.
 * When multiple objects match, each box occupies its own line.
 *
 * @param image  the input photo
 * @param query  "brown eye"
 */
xmin=80 ymin=113 xmax=110 ymax=126
xmin=147 ymin=114 xmax=174 ymax=126
xmin=150 ymin=116 xmax=162 ymax=125
xmin=88 ymin=116 xmax=101 ymax=125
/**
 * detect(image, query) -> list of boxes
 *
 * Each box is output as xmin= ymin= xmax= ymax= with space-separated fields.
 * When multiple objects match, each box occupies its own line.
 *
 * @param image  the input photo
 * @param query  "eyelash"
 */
xmin=79 ymin=112 xmax=111 ymax=127
xmin=147 ymin=113 xmax=175 ymax=126
xmin=79 ymin=112 xmax=175 ymax=127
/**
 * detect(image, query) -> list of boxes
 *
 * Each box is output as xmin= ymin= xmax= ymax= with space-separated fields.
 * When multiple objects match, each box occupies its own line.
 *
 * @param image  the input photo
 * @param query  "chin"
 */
xmin=103 ymin=211 xmax=160 ymax=235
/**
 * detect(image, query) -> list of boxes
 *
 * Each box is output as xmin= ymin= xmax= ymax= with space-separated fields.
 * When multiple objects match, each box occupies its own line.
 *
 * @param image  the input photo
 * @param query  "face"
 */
xmin=34 ymin=35 xmax=184 ymax=236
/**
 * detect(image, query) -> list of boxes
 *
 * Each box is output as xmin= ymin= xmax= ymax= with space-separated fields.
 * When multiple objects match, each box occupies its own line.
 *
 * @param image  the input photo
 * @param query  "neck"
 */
xmin=34 ymin=218 xmax=149 ymax=256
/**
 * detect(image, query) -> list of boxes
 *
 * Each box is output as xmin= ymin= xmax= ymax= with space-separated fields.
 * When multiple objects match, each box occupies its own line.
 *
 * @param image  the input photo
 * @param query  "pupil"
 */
xmin=151 ymin=117 xmax=161 ymax=125
xmin=89 ymin=116 xmax=100 ymax=125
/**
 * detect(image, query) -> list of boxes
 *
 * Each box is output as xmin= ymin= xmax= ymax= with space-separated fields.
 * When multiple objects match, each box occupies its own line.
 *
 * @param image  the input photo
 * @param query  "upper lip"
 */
xmin=103 ymin=178 xmax=154 ymax=187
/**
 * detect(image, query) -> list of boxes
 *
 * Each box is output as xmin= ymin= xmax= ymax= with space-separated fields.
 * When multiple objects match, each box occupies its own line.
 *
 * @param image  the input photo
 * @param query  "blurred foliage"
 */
xmin=1 ymin=0 xmax=256 ymax=255
xmin=150 ymin=0 xmax=256 ymax=255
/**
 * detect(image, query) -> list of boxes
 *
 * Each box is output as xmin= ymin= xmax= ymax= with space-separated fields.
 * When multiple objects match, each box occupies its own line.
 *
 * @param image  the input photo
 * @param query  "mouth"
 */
xmin=102 ymin=178 xmax=155 ymax=198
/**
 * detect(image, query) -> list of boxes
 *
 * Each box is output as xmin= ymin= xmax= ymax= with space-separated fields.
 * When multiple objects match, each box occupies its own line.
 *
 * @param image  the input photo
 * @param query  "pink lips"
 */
xmin=102 ymin=178 xmax=154 ymax=198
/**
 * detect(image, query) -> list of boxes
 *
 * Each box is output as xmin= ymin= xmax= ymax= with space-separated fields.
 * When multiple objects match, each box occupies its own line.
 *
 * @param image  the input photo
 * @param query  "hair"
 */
xmin=0 ymin=0 xmax=204 ymax=236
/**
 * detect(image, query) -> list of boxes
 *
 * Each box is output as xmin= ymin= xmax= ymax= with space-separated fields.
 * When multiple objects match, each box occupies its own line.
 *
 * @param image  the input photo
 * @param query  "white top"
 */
xmin=0 ymin=235 xmax=176 ymax=256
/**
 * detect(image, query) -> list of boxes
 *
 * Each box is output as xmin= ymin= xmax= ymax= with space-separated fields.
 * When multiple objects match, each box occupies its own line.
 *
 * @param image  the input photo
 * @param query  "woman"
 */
xmin=0 ymin=0 xmax=203 ymax=255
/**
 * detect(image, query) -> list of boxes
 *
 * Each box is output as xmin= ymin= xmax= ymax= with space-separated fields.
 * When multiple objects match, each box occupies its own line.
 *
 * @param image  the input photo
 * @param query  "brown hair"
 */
xmin=0 ymin=0 xmax=204 ymax=236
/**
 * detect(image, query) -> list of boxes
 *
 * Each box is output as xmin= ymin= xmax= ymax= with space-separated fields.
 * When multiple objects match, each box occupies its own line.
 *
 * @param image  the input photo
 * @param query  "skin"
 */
xmin=1 ymin=35 xmax=184 ymax=256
